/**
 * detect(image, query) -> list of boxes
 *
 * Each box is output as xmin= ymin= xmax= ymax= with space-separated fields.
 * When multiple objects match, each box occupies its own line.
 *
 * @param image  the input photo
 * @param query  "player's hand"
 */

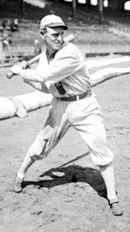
xmin=10 ymin=60 xmax=29 ymax=75
xmin=20 ymin=60 xmax=30 ymax=69
xmin=10 ymin=64 xmax=22 ymax=75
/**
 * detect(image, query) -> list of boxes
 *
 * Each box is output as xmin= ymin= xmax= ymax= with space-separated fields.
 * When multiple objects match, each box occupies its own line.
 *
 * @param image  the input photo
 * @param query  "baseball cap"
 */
xmin=40 ymin=15 xmax=68 ymax=30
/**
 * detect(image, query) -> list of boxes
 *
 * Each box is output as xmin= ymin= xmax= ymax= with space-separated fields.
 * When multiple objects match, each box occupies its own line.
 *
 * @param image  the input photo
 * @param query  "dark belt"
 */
xmin=59 ymin=89 xmax=92 ymax=102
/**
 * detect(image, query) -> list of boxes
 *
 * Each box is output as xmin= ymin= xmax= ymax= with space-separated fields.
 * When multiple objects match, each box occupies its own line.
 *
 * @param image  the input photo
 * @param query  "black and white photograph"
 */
xmin=0 ymin=0 xmax=130 ymax=231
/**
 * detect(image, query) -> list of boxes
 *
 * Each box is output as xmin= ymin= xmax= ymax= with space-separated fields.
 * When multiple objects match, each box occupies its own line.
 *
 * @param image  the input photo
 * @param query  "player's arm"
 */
xmin=10 ymin=44 xmax=84 ymax=84
xmin=23 ymin=79 xmax=49 ymax=93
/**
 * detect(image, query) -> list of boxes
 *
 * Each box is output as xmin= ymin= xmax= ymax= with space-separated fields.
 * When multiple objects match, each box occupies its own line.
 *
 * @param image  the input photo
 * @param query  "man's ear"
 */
xmin=40 ymin=31 xmax=45 ymax=39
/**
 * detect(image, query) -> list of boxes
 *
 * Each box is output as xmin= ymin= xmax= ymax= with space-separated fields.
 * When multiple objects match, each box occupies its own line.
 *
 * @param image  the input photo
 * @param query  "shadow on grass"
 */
xmin=23 ymin=152 xmax=107 ymax=200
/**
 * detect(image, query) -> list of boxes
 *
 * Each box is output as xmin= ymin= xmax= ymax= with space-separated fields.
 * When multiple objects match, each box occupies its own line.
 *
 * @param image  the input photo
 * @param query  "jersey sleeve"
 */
xmin=20 ymin=43 xmax=85 ymax=84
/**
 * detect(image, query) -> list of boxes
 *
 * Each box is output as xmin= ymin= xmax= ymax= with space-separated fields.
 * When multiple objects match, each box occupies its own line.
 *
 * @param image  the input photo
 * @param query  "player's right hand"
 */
xmin=10 ymin=64 xmax=23 ymax=75
xmin=10 ymin=60 xmax=29 ymax=75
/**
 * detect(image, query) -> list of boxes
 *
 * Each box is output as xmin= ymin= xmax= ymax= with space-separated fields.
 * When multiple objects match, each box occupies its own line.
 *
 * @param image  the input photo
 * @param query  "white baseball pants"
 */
xmin=28 ymin=92 xmax=114 ymax=167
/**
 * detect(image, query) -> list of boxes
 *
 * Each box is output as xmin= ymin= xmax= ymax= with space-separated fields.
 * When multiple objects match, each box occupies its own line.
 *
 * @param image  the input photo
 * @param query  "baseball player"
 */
xmin=10 ymin=14 xmax=123 ymax=216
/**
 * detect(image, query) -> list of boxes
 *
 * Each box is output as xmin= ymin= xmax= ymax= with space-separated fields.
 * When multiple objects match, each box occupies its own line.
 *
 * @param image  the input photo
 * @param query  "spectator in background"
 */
xmin=0 ymin=18 xmax=18 ymax=46
xmin=9 ymin=19 xmax=19 ymax=32
xmin=1 ymin=19 xmax=8 ymax=31
xmin=34 ymin=39 xmax=42 ymax=56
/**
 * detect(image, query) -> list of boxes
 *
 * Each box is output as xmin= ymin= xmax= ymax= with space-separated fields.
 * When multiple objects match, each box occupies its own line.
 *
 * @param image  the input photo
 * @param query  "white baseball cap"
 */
xmin=40 ymin=15 xmax=68 ymax=30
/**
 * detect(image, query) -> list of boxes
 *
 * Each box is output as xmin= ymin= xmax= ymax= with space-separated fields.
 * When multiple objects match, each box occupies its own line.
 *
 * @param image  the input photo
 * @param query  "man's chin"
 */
xmin=53 ymin=44 xmax=62 ymax=50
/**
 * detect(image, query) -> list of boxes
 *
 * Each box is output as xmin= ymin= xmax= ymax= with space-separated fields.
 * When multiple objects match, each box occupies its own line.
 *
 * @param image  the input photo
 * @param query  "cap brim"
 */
xmin=46 ymin=23 xmax=68 ymax=30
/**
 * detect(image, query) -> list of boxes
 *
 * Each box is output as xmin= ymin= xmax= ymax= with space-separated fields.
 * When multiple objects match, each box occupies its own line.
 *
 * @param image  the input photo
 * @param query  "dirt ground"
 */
xmin=0 ymin=65 xmax=130 ymax=232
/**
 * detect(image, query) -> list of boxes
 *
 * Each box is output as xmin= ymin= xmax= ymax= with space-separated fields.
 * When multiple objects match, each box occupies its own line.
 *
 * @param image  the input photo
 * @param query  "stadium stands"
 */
xmin=0 ymin=0 xmax=130 ymax=62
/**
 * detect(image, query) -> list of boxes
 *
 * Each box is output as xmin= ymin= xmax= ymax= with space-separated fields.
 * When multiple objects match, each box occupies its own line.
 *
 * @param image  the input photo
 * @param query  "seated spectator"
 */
xmin=34 ymin=39 xmax=42 ymax=56
xmin=0 ymin=19 xmax=7 ymax=32
xmin=9 ymin=19 xmax=19 ymax=32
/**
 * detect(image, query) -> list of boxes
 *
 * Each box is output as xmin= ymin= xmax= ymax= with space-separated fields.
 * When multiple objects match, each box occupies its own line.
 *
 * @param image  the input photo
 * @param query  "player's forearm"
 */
xmin=24 ymin=78 xmax=49 ymax=93
xmin=20 ymin=69 xmax=46 ymax=83
xmin=19 ymin=54 xmax=83 ymax=85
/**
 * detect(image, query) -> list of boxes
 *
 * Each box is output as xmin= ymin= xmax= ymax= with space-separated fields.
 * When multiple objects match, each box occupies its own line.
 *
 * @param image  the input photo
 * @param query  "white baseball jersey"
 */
xmin=20 ymin=42 xmax=91 ymax=97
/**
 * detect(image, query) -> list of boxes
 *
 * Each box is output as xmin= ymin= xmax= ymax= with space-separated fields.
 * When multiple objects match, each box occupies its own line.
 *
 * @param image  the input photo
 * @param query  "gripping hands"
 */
xmin=6 ymin=60 xmax=29 ymax=79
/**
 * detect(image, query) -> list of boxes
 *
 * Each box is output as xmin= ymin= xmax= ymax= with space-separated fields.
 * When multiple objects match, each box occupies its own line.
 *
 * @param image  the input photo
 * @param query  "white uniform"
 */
xmin=20 ymin=42 xmax=114 ymax=166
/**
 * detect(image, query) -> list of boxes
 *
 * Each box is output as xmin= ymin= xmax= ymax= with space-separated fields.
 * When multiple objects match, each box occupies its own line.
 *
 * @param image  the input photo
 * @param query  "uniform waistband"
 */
xmin=58 ymin=89 xmax=92 ymax=102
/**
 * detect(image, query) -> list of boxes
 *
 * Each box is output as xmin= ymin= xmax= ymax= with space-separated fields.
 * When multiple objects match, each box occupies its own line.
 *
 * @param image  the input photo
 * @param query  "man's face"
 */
xmin=44 ymin=27 xmax=65 ymax=54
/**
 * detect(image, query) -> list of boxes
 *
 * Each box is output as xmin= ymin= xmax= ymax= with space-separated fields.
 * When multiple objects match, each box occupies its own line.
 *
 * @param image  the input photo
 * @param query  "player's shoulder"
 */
xmin=64 ymin=42 xmax=78 ymax=51
xmin=59 ymin=42 xmax=81 ymax=57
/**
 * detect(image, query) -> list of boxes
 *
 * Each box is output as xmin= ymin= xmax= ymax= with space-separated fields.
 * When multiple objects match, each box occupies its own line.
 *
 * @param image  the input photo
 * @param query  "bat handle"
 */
xmin=6 ymin=71 xmax=15 ymax=79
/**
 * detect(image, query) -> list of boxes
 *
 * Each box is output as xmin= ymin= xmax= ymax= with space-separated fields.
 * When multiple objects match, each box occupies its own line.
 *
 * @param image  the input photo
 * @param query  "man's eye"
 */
xmin=53 ymin=34 xmax=58 ymax=38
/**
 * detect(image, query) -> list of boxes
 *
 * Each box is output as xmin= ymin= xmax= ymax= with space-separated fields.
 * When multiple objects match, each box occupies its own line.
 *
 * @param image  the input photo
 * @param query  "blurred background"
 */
xmin=1 ymin=0 xmax=130 ymax=64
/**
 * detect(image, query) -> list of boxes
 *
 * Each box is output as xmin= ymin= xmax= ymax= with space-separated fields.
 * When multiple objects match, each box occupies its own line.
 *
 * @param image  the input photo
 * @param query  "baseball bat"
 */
xmin=6 ymin=34 xmax=75 ymax=79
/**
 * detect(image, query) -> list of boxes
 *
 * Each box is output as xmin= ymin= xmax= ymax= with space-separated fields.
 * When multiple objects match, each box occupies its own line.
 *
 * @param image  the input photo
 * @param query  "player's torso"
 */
xmin=37 ymin=43 xmax=91 ymax=97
